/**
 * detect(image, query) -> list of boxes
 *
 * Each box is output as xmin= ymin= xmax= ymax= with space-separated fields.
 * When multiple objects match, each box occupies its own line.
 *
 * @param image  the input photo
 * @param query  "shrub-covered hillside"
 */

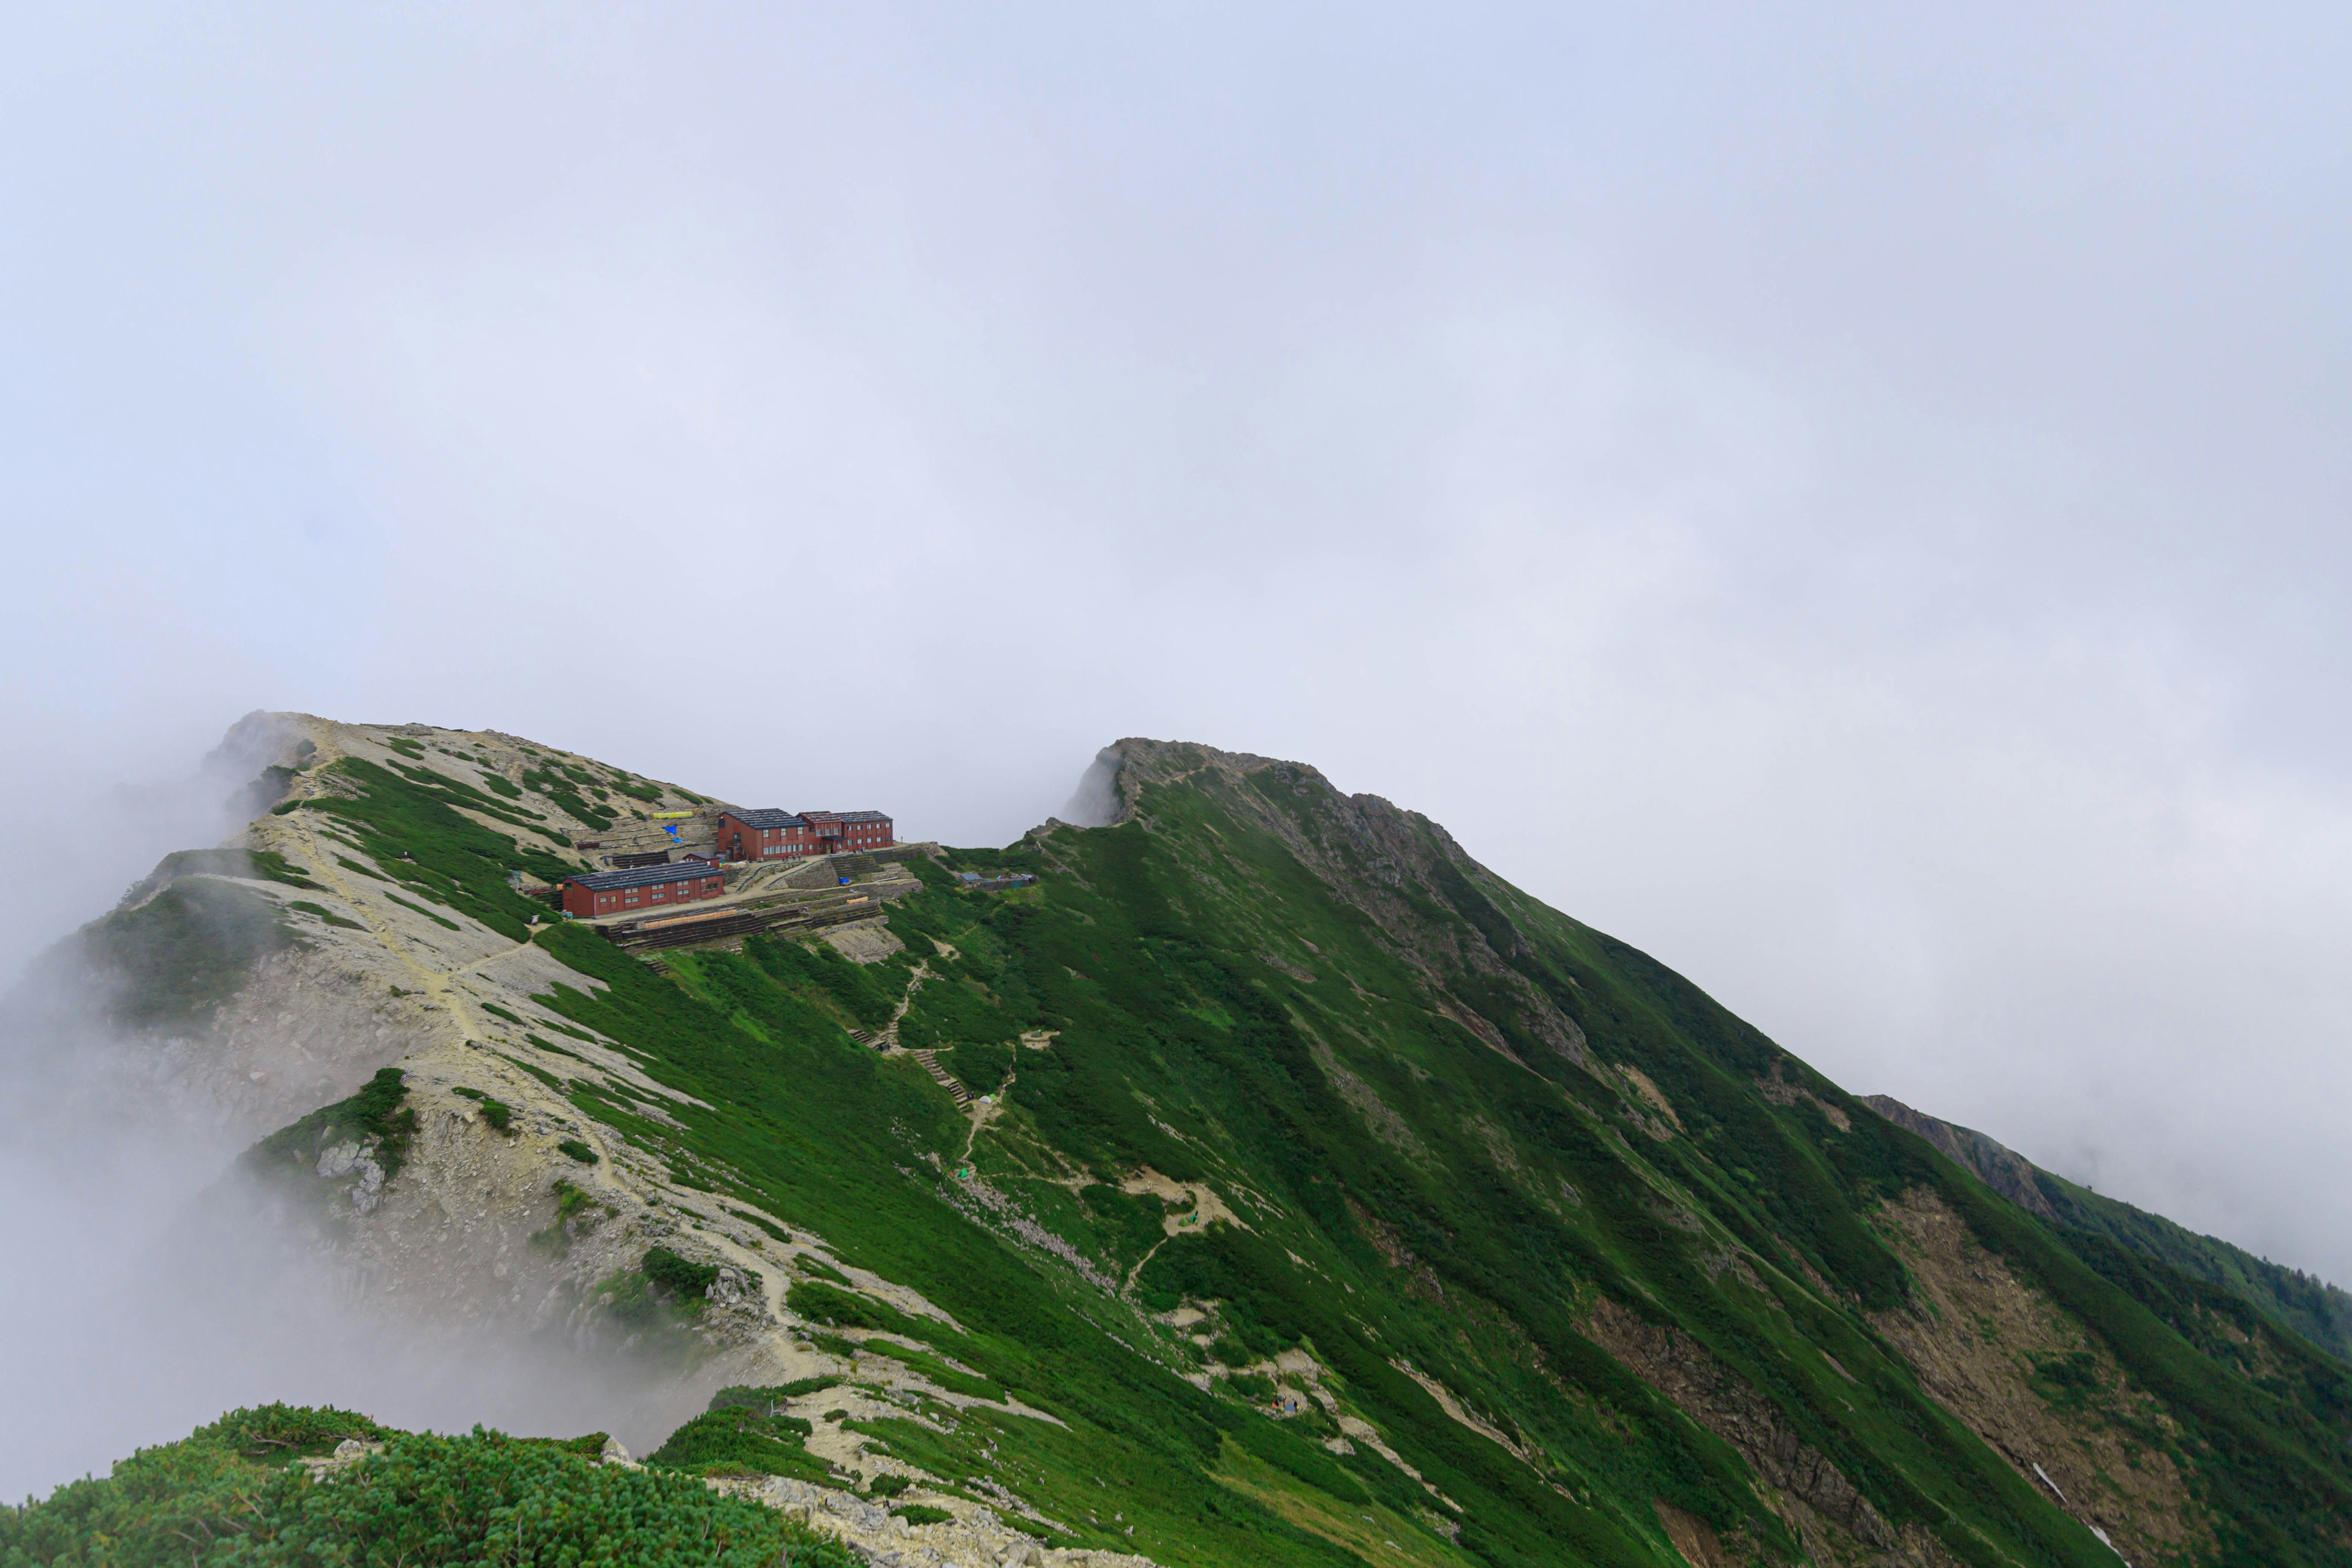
xmin=493 ymin=737 xmax=2350 ymax=1566
xmin=0 ymin=1404 xmax=854 ymax=1567
xmin=28 ymin=726 xmax=2352 ymax=1568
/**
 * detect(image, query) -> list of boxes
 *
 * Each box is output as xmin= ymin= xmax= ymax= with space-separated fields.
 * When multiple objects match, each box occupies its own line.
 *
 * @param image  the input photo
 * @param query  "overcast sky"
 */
xmin=5 ymin=4 xmax=2350 ymax=1287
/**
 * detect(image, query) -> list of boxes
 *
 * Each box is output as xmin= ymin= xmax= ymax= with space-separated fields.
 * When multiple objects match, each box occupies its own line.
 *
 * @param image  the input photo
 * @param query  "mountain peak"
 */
xmin=10 ymin=718 xmax=2351 ymax=1567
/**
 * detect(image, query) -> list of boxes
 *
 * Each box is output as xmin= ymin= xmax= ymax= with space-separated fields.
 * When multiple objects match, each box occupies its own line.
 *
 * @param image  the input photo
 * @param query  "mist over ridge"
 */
xmin=3 ymin=10 xmax=2351 ymax=1558
xmin=4 ymin=0 xmax=2348 ymax=1294
xmin=2 ymin=712 xmax=2349 ymax=1566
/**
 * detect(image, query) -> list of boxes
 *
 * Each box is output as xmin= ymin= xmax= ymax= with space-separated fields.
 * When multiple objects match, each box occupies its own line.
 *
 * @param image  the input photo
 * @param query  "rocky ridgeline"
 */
xmin=724 ymin=1476 xmax=1156 ymax=1568
xmin=20 ymin=715 xmax=2352 ymax=1568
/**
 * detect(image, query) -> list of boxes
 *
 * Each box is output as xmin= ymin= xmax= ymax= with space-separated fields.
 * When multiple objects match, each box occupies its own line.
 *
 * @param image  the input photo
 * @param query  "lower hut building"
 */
xmin=562 ymin=861 xmax=728 ymax=919
xmin=717 ymin=807 xmax=894 ymax=862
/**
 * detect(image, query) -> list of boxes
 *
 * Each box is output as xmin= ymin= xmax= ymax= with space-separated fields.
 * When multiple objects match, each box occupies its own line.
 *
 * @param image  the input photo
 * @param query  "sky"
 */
xmin=3 ymin=2 xmax=2350 ymax=1300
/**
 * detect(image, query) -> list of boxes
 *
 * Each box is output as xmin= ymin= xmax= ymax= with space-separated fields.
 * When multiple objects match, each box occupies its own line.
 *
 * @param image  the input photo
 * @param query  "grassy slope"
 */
xmin=2034 ymin=1173 xmax=2352 ymax=1366
xmin=1869 ymin=1097 xmax=2352 ymax=1365
xmin=518 ymin=771 xmax=2169 ymax=1567
xmin=47 ymin=739 xmax=2352 ymax=1568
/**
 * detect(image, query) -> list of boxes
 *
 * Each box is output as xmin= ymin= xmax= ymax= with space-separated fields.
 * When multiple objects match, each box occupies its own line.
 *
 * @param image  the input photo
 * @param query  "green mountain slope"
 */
xmin=17 ymin=730 xmax=2352 ymax=1568
xmin=1865 ymin=1095 xmax=2352 ymax=1365
xmin=0 ymin=1404 xmax=856 ymax=1567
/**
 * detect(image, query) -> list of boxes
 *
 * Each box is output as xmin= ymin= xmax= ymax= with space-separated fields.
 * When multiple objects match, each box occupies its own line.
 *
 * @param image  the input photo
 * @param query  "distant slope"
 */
xmin=15 ymin=723 xmax=2352 ymax=1568
xmin=1865 ymin=1094 xmax=2352 ymax=1363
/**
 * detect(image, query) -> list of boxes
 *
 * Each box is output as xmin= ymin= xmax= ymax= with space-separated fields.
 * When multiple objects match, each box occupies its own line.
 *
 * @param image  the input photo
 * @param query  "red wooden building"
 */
xmin=717 ymin=807 xmax=894 ymax=862
xmin=803 ymin=810 xmax=894 ymax=854
xmin=562 ymin=861 xmax=728 ymax=919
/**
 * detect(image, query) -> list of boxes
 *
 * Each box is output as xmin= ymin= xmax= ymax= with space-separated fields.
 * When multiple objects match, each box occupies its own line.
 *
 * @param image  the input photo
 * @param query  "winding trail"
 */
xmin=874 ymin=960 xmax=929 ymax=1049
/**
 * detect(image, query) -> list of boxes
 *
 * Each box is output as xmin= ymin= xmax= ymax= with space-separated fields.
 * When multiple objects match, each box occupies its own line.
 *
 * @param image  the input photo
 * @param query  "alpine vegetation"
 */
xmin=6 ymin=715 xmax=2349 ymax=1568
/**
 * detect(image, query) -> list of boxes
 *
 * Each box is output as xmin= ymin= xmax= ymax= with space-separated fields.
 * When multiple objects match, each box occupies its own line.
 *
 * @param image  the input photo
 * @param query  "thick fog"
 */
xmin=0 ymin=941 xmax=717 ymax=1498
xmin=4 ymin=1 xmax=2351 ymax=1482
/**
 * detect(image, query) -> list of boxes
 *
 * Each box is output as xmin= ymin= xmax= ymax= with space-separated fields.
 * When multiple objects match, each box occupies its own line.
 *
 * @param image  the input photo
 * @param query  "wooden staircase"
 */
xmin=910 ymin=1049 xmax=970 ymax=1107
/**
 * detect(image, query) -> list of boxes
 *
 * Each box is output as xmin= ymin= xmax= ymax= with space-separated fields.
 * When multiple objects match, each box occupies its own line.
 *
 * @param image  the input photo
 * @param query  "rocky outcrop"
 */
xmin=1095 ymin=739 xmax=1600 ymax=1077
xmin=58 ymin=715 xmax=1013 ymax=1422
xmin=1577 ymin=1295 xmax=1965 ymax=1567
xmin=1868 ymin=1186 xmax=2208 ymax=1565
xmin=726 ymin=1474 xmax=1158 ymax=1568
xmin=1860 ymin=1097 xmax=2056 ymax=1219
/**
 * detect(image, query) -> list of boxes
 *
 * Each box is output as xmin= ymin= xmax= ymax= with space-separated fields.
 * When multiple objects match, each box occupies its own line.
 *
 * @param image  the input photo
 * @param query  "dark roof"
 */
xmin=725 ymin=808 xmax=808 ymax=829
xmin=568 ymin=862 xmax=728 ymax=892
xmin=803 ymin=809 xmax=891 ymax=823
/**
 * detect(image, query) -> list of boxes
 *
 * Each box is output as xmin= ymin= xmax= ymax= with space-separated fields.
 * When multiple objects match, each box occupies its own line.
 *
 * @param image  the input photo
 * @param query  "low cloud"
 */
xmin=0 ymin=2 xmax=2345 ymax=1352
xmin=0 ymin=775 xmax=700 ymax=1501
xmin=0 ymin=987 xmax=704 ymax=1501
xmin=1057 ymin=747 xmax=1123 ymax=829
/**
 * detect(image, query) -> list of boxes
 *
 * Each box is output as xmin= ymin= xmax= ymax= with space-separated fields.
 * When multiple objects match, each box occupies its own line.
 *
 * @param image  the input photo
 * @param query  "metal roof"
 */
xmin=568 ymin=862 xmax=728 ymax=892
xmin=726 ymin=808 xmax=809 ymax=829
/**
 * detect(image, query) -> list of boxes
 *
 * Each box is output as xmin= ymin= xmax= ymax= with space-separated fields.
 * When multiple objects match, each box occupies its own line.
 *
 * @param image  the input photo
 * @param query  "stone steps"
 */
xmin=909 ymin=1049 xmax=971 ymax=1107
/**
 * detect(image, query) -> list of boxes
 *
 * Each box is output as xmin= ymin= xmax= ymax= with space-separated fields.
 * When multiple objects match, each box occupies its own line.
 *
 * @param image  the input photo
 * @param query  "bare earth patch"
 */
xmin=1868 ymin=1186 xmax=2209 ymax=1567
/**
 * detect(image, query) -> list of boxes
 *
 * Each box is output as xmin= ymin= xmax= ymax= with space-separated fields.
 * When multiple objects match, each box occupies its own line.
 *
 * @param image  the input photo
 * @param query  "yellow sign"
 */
xmin=649 ymin=811 xmax=694 ymax=820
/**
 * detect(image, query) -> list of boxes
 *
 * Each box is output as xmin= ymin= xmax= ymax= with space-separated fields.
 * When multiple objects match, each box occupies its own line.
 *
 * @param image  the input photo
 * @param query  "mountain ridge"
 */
xmin=1861 ymin=1093 xmax=2352 ymax=1365
xmin=7 ymin=720 xmax=2351 ymax=1568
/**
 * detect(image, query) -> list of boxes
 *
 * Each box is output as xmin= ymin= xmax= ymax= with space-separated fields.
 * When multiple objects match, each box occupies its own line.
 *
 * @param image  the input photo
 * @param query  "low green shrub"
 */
xmin=0 ymin=1409 xmax=854 ymax=1568
xmin=531 ymin=1180 xmax=601 ymax=1257
xmin=644 ymin=1246 xmax=720 ymax=1298
xmin=505 ymin=1055 xmax=565 ymax=1090
xmin=891 ymin=1504 xmax=952 ymax=1526
xmin=729 ymin=1208 xmax=791 ymax=1242
xmin=558 ymin=1139 xmax=599 ymax=1163
xmin=71 ymin=879 xmax=296 ymax=1030
xmin=199 ymin=1402 xmax=390 ymax=1457
xmin=944 ymin=1040 xmax=1016 ymax=1096
xmin=522 ymin=765 xmax=618 ymax=827
xmin=867 ymin=1473 xmax=911 ymax=1498
xmin=744 ymin=934 xmax=903 ymax=1031
xmin=301 ymin=758 xmax=577 ymax=940
xmin=1226 ymin=1371 xmax=1276 ymax=1402
xmin=644 ymin=1406 xmax=832 ymax=1484
xmin=118 ymin=847 xmax=319 ymax=895
xmin=479 ymin=1099 xmax=513 ymax=1132
xmin=710 ymin=1377 xmax=838 ymax=1413
xmin=785 ymin=1279 xmax=924 ymax=1336
xmin=246 ymin=1068 xmax=418 ymax=1182
xmin=595 ymin=1270 xmax=668 ymax=1332
xmin=385 ymin=892 xmax=462 ymax=932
